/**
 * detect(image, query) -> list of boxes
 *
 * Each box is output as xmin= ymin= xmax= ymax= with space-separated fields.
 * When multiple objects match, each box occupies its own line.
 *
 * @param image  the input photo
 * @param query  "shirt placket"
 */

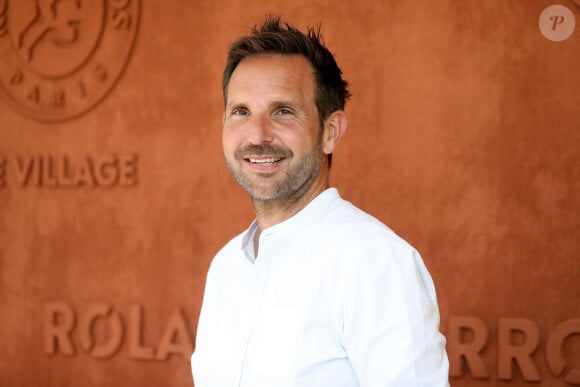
xmin=237 ymin=232 xmax=273 ymax=386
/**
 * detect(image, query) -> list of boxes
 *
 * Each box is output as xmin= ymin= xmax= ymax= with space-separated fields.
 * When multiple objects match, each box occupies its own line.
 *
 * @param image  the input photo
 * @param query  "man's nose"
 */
xmin=247 ymin=114 xmax=273 ymax=144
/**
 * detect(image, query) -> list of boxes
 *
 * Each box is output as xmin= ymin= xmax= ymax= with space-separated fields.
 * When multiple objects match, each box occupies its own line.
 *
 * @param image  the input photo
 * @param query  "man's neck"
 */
xmin=253 ymin=185 xmax=323 ymax=231
xmin=257 ymin=162 xmax=332 ymax=224
xmin=251 ymin=179 xmax=329 ymax=257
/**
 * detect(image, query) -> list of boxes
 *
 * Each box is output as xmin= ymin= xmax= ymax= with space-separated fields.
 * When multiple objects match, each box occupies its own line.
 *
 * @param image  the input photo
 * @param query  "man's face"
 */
xmin=222 ymin=54 xmax=326 ymax=202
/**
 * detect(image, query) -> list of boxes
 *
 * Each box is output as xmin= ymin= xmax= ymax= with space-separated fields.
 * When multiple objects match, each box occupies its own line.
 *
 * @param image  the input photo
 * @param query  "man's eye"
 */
xmin=232 ymin=109 xmax=248 ymax=116
xmin=276 ymin=108 xmax=292 ymax=115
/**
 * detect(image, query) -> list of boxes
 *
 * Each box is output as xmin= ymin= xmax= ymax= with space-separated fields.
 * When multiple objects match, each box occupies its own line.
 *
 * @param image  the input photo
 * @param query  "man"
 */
xmin=191 ymin=16 xmax=449 ymax=386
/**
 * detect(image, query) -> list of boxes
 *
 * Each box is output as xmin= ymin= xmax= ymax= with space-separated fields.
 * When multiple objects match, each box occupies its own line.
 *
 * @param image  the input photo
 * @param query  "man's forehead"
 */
xmin=227 ymin=54 xmax=316 ymax=99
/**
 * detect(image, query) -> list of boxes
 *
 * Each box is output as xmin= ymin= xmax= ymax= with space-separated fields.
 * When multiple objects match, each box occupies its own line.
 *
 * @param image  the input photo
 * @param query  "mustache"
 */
xmin=235 ymin=144 xmax=292 ymax=159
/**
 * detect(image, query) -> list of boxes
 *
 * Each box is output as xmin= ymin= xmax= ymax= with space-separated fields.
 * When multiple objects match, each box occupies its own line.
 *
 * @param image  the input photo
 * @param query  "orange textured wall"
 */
xmin=1 ymin=1 xmax=579 ymax=386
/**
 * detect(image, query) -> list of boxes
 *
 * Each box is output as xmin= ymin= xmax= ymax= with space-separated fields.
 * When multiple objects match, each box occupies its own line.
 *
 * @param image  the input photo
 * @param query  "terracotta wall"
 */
xmin=1 ymin=1 xmax=579 ymax=386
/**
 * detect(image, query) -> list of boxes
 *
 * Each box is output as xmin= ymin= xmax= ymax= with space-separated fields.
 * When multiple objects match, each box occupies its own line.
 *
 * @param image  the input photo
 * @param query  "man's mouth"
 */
xmin=247 ymin=157 xmax=284 ymax=164
xmin=236 ymin=144 xmax=291 ymax=166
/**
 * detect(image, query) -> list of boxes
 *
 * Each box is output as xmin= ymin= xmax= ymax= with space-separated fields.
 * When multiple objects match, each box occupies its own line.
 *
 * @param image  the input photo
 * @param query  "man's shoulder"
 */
xmin=205 ymin=228 xmax=249 ymax=273
xmin=214 ymin=229 xmax=247 ymax=258
xmin=324 ymin=197 xmax=416 ymax=253
xmin=325 ymin=197 xmax=391 ymax=233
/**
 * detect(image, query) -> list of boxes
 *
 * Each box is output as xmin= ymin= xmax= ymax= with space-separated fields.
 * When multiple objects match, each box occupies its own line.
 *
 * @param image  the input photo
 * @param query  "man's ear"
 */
xmin=322 ymin=110 xmax=347 ymax=155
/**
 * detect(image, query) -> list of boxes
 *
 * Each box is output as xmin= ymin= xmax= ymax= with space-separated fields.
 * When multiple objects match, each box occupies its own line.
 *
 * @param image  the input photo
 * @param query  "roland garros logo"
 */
xmin=0 ymin=0 xmax=140 ymax=122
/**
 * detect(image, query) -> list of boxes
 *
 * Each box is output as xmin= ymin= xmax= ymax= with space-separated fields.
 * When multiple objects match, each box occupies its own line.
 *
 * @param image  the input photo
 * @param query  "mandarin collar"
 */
xmin=241 ymin=188 xmax=340 ymax=261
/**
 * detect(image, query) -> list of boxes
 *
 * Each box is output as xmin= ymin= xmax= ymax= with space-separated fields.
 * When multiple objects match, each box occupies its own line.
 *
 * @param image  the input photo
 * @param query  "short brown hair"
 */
xmin=223 ymin=15 xmax=351 ymax=126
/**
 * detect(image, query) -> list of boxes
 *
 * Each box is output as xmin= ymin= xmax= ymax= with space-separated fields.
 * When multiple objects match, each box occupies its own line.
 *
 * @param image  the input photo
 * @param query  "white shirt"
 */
xmin=191 ymin=188 xmax=449 ymax=386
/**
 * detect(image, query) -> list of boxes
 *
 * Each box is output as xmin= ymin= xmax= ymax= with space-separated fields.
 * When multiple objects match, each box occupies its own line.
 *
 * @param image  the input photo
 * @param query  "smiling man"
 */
xmin=191 ymin=16 xmax=450 ymax=387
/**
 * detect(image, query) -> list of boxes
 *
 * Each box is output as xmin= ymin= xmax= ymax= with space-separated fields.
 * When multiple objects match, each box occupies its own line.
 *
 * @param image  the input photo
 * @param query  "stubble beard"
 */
xmin=225 ymin=137 xmax=324 ymax=206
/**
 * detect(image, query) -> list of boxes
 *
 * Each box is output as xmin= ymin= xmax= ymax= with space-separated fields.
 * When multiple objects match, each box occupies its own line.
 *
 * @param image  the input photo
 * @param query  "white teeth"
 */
xmin=249 ymin=158 xmax=281 ymax=163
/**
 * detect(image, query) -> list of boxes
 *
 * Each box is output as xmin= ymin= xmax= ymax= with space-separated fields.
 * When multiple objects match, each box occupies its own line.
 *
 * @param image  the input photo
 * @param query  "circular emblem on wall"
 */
xmin=0 ymin=0 xmax=140 ymax=122
xmin=539 ymin=4 xmax=576 ymax=42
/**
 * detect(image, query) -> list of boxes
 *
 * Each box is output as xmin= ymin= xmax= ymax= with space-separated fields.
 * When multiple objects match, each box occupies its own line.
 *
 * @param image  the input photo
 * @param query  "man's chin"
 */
xmin=248 ymin=191 xmax=282 ymax=202
xmin=246 ymin=186 xmax=291 ymax=203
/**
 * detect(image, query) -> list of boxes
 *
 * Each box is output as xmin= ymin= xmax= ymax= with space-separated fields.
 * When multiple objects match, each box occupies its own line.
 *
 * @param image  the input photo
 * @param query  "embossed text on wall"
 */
xmin=0 ymin=154 xmax=138 ymax=188
xmin=45 ymin=302 xmax=194 ymax=361
xmin=448 ymin=316 xmax=580 ymax=385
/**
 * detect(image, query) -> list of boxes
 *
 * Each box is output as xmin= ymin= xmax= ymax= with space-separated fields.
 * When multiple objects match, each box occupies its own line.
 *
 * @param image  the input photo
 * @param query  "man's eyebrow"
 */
xmin=226 ymin=100 xmax=300 ymax=111
xmin=225 ymin=101 xmax=246 ymax=111
xmin=269 ymin=99 xmax=301 ymax=110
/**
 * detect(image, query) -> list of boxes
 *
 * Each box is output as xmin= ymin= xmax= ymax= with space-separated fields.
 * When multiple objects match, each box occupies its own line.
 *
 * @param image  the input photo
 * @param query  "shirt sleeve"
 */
xmin=340 ymin=232 xmax=450 ymax=386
